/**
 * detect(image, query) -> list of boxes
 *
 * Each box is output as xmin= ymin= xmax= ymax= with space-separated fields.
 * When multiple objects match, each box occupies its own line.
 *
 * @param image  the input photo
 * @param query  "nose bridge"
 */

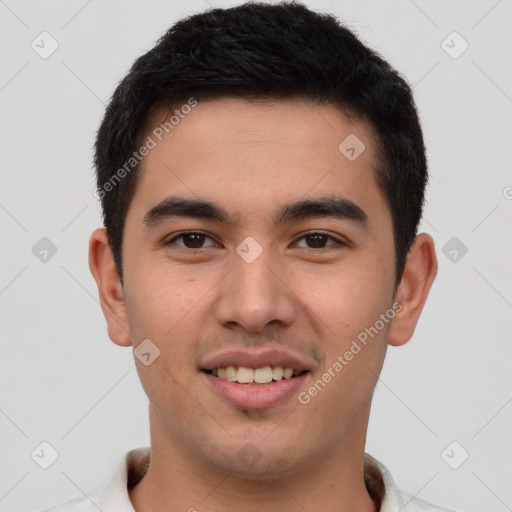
xmin=213 ymin=245 xmax=296 ymax=332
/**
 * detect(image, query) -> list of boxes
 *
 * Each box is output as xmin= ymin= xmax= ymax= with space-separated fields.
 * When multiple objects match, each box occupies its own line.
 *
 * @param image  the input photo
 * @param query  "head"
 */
xmin=94 ymin=1 xmax=427 ymax=287
xmin=90 ymin=2 xmax=437 ymax=479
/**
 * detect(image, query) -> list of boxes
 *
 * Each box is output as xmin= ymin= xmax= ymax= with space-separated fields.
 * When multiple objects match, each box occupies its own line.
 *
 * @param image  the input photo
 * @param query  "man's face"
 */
xmin=120 ymin=98 xmax=396 ymax=477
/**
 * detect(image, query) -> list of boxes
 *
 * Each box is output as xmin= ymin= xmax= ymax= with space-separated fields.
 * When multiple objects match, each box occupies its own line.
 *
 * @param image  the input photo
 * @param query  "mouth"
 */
xmin=199 ymin=349 xmax=314 ymax=409
xmin=202 ymin=366 xmax=308 ymax=385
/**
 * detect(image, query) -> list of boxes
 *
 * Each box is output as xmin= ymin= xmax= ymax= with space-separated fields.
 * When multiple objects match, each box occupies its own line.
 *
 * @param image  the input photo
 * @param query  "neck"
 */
xmin=129 ymin=405 xmax=378 ymax=512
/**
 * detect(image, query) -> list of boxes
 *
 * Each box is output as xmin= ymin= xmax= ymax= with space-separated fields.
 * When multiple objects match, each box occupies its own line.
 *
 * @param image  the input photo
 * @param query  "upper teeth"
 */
xmin=213 ymin=365 xmax=295 ymax=384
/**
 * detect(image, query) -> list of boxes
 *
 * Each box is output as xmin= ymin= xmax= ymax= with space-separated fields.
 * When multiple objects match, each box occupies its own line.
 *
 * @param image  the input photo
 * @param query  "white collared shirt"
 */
xmin=42 ymin=447 xmax=456 ymax=511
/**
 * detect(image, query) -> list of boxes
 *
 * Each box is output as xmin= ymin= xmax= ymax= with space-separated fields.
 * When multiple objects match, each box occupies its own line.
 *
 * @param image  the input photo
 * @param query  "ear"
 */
xmin=388 ymin=233 xmax=438 ymax=347
xmin=88 ymin=228 xmax=131 ymax=347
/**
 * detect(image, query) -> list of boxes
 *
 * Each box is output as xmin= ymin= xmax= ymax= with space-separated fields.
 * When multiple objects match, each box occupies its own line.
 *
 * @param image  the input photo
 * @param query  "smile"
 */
xmin=204 ymin=365 xmax=307 ymax=384
xmin=199 ymin=349 xmax=315 ymax=408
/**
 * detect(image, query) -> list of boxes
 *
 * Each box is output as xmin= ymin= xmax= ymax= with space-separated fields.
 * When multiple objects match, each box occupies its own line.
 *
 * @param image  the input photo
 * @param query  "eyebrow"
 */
xmin=143 ymin=195 xmax=368 ymax=229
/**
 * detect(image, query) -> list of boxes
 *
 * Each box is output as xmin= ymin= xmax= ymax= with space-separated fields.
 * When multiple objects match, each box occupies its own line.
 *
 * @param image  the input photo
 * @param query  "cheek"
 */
xmin=124 ymin=266 xmax=209 ymax=392
xmin=298 ymin=273 xmax=391 ymax=423
xmin=295 ymin=259 xmax=393 ymax=344
xmin=124 ymin=263 xmax=205 ymax=341
xmin=125 ymin=279 xmax=204 ymax=413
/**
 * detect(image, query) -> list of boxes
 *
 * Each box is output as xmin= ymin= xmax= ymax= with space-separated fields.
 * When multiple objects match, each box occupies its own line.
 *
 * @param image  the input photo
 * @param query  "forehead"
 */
xmin=128 ymin=98 xmax=388 ymax=226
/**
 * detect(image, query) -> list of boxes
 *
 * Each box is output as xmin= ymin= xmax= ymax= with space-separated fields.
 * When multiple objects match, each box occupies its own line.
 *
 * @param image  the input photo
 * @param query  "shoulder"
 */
xmin=393 ymin=488 xmax=457 ymax=512
xmin=364 ymin=453 xmax=458 ymax=512
xmin=38 ymin=447 xmax=150 ymax=512
xmin=40 ymin=491 xmax=105 ymax=512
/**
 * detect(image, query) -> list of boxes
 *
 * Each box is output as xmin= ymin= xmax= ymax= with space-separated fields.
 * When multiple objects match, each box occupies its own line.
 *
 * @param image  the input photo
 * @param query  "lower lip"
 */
xmin=202 ymin=372 xmax=309 ymax=409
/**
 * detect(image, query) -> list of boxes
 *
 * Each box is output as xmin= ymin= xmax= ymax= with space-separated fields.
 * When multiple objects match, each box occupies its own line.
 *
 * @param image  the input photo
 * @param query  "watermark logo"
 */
xmin=32 ymin=237 xmax=58 ymax=263
xmin=442 ymin=236 xmax=468 ymax=263
xmin=31 ymin=441 xmax=59 ymax=469
xmin=236 ymin=236 xmax=263 ymax=263
xmin=441 ymin=441 xmax=469 ymax=469
xmin=31 ymin=31 xmax=59 ymax=59
xmin=237 ymin=442 xmax=263 ymax=468
xmin=134 ymin=339 xmax=161 ymax=366
xmin=441 ymin=31 xmax=469 ymax=60
xmin=338 ymin=134 xmax=366 ymax=161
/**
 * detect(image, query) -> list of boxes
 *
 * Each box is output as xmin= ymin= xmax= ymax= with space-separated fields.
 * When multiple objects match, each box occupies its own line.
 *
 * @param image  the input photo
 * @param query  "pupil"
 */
xmin=184 ymin=233 xmax=205 ymax=248
xmin=307 ymin=234 xmax=326 ymax=248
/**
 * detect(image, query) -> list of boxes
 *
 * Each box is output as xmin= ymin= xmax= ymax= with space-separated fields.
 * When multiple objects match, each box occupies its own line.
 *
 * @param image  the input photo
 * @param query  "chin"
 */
xmin=203 ymin=442 xmax=307 ymax=480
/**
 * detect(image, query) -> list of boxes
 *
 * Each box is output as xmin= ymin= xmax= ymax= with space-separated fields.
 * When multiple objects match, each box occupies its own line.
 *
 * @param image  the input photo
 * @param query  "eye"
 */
xmin=294 ymin=231 xmax=346 ymax=249
xmin=166 ymin=231 xmax=218 ymax=249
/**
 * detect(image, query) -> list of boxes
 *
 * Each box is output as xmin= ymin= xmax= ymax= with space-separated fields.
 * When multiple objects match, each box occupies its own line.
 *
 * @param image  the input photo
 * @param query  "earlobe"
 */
xmin=88 ymin=228 xmax=132 ymax=347
xmin=387 ymin=233 xmax=438 ymax=347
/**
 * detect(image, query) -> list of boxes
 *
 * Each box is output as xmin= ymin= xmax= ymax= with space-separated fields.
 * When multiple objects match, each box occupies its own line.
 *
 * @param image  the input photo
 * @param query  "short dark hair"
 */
xmin=94 ymin=1 xmax=427 ymax=286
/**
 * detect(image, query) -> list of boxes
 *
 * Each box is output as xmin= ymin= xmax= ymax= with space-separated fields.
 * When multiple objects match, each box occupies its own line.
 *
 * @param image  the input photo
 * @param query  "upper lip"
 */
xmin=199 ymin=348 xmax=316 ymax=373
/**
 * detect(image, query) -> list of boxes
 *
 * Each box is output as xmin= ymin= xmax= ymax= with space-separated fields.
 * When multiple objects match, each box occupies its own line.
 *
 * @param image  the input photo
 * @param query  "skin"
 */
xmin=89 ymin=98 xmax=437 ymax=512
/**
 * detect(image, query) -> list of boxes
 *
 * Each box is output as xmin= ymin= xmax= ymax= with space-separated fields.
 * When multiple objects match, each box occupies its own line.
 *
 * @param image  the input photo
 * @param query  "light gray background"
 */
xmin=1 ymin=1 xmax=511 ymax=511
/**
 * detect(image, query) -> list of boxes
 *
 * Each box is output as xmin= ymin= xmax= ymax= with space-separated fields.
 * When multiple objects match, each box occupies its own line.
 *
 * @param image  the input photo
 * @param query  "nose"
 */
xmin=213 ymin=248 xmax=297 ymax=333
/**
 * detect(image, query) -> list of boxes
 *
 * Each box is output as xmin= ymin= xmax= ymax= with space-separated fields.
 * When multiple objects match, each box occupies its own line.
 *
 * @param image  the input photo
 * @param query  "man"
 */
xmin=45 ymin=2 xmax=451 ymax=511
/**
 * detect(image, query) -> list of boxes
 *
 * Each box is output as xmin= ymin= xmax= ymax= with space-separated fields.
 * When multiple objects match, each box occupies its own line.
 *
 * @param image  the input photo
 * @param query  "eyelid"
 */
xmin=165 ymin=230 xmax=220 ymax=248
xmin=292 ymin=230 xmax=349 ymax=248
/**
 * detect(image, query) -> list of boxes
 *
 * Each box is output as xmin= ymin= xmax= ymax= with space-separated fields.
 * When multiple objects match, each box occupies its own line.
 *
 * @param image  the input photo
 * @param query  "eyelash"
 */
xmin=164 ymin=230 xmax=348 ymax=251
